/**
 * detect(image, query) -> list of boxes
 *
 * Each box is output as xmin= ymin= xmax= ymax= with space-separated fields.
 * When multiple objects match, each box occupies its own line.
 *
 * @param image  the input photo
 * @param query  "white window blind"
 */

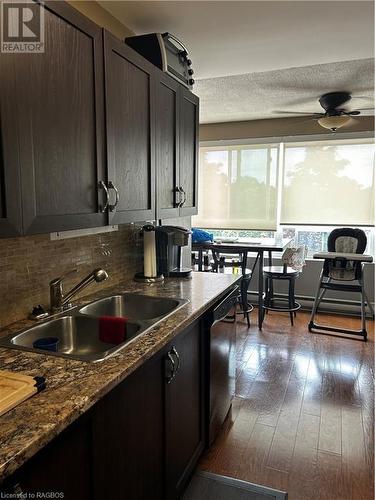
xmin=192 ymin=144 xmax=279 ymax=230
xmin=280 ymin=138 xmax=375 ymax=226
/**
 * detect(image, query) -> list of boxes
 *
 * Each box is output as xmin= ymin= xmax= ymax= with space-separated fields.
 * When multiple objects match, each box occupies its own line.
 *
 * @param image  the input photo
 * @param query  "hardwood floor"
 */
xmin=200 ymin=310 xmax=374 ymax=500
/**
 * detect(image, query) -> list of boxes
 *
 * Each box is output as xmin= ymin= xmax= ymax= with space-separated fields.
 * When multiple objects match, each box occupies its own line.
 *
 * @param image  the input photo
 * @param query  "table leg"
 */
xmin=258 ymin=250 xmax=264 ymax=329
xmin=241 ymin=250 xmax=248 ymax=276
xmin=198 ymin=249 xmax=203 ymax=272
xmin=268 ymin=250 xmax=272 ymax=267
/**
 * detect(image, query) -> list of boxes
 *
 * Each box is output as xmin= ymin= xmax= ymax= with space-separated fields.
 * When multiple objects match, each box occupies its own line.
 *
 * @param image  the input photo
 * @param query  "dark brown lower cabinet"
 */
xmin=1 ymin=320 xmax=206 ymax=500
xmin=2 ymin=416 xmax=92 ymax=500
xmin=92 ymin=320 xmax=204 ymax=500
xmin=92 ymin=353 xmax=164 ymax=500
xmin=164 ymin=321 xmax=205 ymax=500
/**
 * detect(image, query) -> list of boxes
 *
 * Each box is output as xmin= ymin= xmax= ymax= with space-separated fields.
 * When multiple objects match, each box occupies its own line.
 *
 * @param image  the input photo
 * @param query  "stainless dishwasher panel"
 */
xmin=206 ymin=286 xmax=238 ymax=446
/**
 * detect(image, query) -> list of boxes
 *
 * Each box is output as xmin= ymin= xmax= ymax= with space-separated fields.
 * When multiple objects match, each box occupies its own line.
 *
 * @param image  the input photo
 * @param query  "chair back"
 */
xmin=282 ymin=245 xmax=306 ymax=271
xmin=211 ymin=248 xmax=247 ymax=274
xmin=327 ymin=228 xmax=367 ymax=254
xmin=324 ymin=228 xmax=367 ymax=280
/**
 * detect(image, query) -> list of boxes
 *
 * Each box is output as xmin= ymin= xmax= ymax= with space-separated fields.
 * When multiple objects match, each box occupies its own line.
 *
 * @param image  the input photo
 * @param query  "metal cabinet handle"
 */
xmin=108 ymin=181 xmax=119 ymax=212
xmin=179 ymin=187 xmax=186 ymax=207
xmin=175 ymin=186 xmax=183 ymax=208
xmin=98 ymin=181 xmax=109 ymax=213
xmin=171 ymin=346 xmax=180 ymax=376
xmin=179 ymin=187 xmax=184 ymax=208
xmin=165 ymin=351 xmax=176 ymax=384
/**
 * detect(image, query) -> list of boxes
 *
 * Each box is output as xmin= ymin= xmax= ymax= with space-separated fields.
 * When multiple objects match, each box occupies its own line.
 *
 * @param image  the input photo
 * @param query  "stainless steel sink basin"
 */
xmin=0 ymin=315 xmax=142 ymax=362
xmin=79 ymin=293 xmax=187 ymax=321
xmin=0 ymin=293 xmax=189 ymax=362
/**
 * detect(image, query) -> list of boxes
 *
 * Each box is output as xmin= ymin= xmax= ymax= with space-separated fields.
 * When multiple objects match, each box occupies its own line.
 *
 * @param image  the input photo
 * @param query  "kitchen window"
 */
xmin=193 ymin=135 xmax=375 ymax=256
xmin=192 ymin=144 xmax=279 ymax=230
xmin=281 ymin=138 xmax=375 ymax=226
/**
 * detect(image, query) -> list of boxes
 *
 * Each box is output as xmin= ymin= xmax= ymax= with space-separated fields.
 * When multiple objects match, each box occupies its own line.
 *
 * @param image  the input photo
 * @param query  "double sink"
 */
xmin=0 ymin=294 xmax=188 ymax=362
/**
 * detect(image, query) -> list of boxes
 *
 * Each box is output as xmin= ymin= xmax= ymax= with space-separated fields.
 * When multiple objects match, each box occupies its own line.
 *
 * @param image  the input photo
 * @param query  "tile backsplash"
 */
xmin=0 ymin=224 xmax=143 ymax=328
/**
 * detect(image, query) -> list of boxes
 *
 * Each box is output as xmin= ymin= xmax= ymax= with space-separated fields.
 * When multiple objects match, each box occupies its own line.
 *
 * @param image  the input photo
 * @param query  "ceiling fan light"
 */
xmin=317 ymin=115 xmax=351 ymax=131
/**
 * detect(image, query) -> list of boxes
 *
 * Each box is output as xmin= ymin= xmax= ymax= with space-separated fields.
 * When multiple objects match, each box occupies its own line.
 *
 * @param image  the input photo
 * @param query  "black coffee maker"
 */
xmin=155 ymin=226 xmax=192 ymax=278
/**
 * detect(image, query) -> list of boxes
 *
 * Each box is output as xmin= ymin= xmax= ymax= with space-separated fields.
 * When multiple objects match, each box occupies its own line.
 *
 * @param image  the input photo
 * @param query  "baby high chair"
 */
xmin=309 ymin=228 xmax=374 ymax=340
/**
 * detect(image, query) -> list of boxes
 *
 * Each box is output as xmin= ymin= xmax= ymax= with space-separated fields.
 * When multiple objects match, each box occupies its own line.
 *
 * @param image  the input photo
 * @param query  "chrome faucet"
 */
xmin=49 ymin=268 xmax=108 ymax=313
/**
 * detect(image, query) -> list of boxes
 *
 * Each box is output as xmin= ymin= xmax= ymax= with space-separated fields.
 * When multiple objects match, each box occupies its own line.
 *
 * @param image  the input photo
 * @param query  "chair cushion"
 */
xmin=263 ymin=266 xmax=299 ymax=276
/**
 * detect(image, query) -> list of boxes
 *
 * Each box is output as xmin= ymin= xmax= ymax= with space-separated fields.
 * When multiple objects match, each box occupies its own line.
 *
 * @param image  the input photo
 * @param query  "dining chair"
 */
xmin=262 ymin=246 xmax=306 ymax=325
xmin=211 ymin=249 xmax=253 ymax=328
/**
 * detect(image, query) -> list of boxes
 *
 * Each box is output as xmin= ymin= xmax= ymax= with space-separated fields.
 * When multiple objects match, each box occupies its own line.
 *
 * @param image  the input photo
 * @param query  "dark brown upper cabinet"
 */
xmin=155 ymin=74 xmax=180 ymax=219
xmin=0 ymin=1 xmax=199 ymax=238
xmin=0 ymin=52 xmax=23 ymax=236
xmin=104 ymin=31 xmax=156 ymax=224
xmin=9 ymin=1 xmax=107 ymax=234
xmin=155 ymin=76 xmax=199 ymax=219
xmin=179 ymin=87 xmax=199 ymax=216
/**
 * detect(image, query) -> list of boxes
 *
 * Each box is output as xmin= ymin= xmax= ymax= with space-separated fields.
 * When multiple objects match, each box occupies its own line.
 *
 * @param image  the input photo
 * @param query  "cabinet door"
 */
xmin=0 ymin=51 xmax=22 ymax=236
xmin=165 ymin=321 xmax=205 ymax=500
xmin=2 ymin=417 xmax=92 ymax=500
xmin=179 ymin=88 xmax=199 ymax=216
xmin=92 ymin=353 xmax=164 ymax=500
xmin=104 ymin=31 xmax=156 ymax=224
xmin=155 ymin=74 xmax=180 ymax=219
xmin=12 ymin=1 xmax=107 ymax=234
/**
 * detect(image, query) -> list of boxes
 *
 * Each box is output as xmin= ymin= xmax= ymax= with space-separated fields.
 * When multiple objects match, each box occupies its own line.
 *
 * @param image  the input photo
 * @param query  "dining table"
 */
xmin=192 ymin=237 xmax=293 ymax=329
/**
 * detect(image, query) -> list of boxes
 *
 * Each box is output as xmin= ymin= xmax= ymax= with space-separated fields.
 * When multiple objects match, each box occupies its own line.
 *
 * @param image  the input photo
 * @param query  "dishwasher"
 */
xmin=205 ymin=285 xmax=239 ymax=446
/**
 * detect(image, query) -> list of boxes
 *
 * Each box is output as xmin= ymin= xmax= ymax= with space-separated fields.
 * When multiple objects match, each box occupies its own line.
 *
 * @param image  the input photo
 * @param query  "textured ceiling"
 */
xmin=195 ymin=58 xmax=375 ymax=123
xmin=98 ymin=1 xmax=374 ymax=123
xmin=99 ymin=1 xmax=374 ymax=79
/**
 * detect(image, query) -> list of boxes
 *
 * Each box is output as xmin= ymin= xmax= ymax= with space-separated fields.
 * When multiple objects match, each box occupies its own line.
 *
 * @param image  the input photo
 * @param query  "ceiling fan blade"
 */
xmin=341 ymin=116 xmax=360 ymax=128
xmin=273 ymin=110 xmax=323 ymax=116
xmin=290 ymin=116 xmax=320 ymax=123
xmin=282 ymin=117 xmax=324 ymax=132
xmin=356 ymin=109 xmax=375 ymax=116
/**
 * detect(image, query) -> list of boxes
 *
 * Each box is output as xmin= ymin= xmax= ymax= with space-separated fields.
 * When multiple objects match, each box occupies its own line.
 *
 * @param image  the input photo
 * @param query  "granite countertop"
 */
xmin=0 ymin=272 xmax=240 ymax=483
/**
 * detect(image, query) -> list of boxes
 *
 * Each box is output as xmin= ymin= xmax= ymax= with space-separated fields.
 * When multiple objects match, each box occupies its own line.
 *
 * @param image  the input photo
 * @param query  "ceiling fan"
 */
xmin=274 ymin=91 xmax=374 ymax=131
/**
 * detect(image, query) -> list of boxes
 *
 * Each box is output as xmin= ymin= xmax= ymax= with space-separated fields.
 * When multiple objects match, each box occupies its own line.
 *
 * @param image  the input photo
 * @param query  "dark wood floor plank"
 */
xmin=318 ymin=372 xmax=342 ymax=455
xmin=301 ymin=356 xmax=323 ymax=416
xmin=288 ymin=445 xmax=318 ymax=500
xmin=361 ymin=411 xmax=374 ymax=470
xmin=207 ymin=403 xmax=259 ymax=477
xmin=341 ymin=405 xmax=374 ymax=500
xmin=316 ymin=450 xmax=345 ymax=500
xmin=235 ymin=423 xmax=276 ymax=485
xmin=295 ymin=411 xmax=320 ymax=450
xmin=286 ymin=412 xmax=320 ymax=498
xmin=265 ymin=393 xmax=303 ymax=471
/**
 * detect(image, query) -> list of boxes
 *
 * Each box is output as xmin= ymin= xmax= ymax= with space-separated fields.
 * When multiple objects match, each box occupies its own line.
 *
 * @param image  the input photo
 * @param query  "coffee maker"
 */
xmin=155 ymin=226 xmax=192 ymax=278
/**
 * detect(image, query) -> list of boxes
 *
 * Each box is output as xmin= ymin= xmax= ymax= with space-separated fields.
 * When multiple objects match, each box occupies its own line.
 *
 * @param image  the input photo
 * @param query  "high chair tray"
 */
xmin=313 ymin=252 xmax=373 ymax=262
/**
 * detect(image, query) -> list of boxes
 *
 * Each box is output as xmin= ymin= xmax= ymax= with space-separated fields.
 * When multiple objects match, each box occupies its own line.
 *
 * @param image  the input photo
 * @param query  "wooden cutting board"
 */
xmin=0 ymin=370 xmax=45 ymax=416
